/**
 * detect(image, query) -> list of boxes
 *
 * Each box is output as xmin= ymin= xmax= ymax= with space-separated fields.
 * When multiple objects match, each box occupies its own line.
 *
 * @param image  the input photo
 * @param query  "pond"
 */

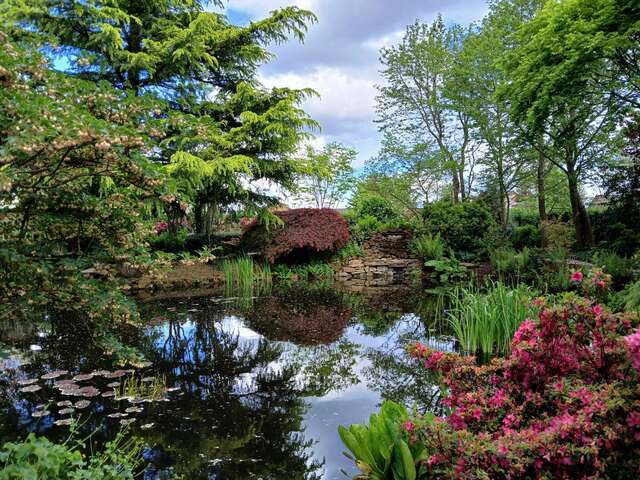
xmin=0 ymin=283 xmax=455 ymax=479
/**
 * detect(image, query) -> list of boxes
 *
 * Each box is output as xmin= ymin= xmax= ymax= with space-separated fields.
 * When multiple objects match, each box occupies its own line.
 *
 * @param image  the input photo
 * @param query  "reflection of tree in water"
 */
xmin=139 ymin=300 xmax=324 ymax=479
xmin=246 ymin=285 xmax=351 ymax=346
xmin=357 ymin=311 xmax=453 ymax=414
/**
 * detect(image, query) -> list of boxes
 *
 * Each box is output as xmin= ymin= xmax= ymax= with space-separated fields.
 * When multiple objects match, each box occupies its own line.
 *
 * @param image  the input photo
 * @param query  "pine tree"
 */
xmin=2 ymin=0 xmax=318 ymax=235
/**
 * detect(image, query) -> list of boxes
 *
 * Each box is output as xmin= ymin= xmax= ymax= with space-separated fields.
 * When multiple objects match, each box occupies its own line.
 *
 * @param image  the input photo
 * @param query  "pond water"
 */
xmin=0 ymin=283 xmax=454 ymax=479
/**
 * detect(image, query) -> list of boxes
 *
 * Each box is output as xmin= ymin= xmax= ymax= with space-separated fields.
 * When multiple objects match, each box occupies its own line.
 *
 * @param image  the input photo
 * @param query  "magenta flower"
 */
xmin=570 ymin=271 xmax=584 ymax=283
xmin=592 ymin=305 xmax=603 ymax=316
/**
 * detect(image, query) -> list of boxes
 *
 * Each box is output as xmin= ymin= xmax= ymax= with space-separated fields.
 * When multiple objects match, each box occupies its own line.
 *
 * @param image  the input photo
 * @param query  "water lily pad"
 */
xmin=59 ymin=408 xmax=75 ymax=415
xmin=165 ymin=387 xmax=180 ymax=393
xmin=141 ymin=423 xmax=155 ymax=430
xmin=107 ymin=382 xmax=120 ymax=388
xmin=54 ymin=379 xmax=77 ymax=388
xmin=90 ymin=370 xmax=111 ymax=377
xmin=19 ymin=385 xmax=42 ymax=393
xmin=41 ymin=370 xmax=68 ymax=380
xmin=74 ymin=400 xmax=91 ymax=409
xmin=107 ymin=412 xmax=128 ymax=419
xmin=72 ymin=373 xmax=94 ymax=382
xmin=120 ymin=418 xmax=136 ymax=426
xmin=54 ymin=418 xmax=74 ymax=426
xmin=141 ymin=377 xmax=155 ymax=383
xmin=104 ymin=370 xmax=127 ymax=379
xmin=125 ymin=406 xmax=143 ymax=414
xmin=57 ymin=401 xmax=73 ymax=408
xmin=32 ymin=410 xmax=50 ymax=418
xmin=138 ymin=362 xmax=153 ymax=369
xmin=17 ymin=378 xmax=38 ymax=386
xmin=78 ymin=386 xmax=100 ymax=397
xmin=101 ymin=391 xmax=116 ymax=398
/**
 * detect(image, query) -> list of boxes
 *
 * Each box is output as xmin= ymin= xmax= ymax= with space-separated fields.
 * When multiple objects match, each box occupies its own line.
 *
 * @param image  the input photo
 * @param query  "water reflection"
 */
xmin=0 ymin=284 xmax=456 ymax=479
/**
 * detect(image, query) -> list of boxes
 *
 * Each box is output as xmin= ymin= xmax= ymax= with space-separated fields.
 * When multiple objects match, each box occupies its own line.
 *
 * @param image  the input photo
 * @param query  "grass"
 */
xmin=448 ymin=282 xmax=536 ymax=357
xmin=221 ymin=255 xmax=272 ymax=307
xmin=116 ymin=374 xmax=167 ymax=401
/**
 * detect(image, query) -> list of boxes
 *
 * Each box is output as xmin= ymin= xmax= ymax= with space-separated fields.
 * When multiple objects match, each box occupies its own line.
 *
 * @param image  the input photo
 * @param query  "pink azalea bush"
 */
xmin=405 ymin=297 xmax=640 ymax=478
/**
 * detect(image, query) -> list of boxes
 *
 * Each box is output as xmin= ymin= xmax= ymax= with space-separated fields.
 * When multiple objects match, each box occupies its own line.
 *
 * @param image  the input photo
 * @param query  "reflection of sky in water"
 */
xmin=2 ymin=290 xmax=456 ymax=479
xmin=147 ymin=308 xmax=452 ymax=479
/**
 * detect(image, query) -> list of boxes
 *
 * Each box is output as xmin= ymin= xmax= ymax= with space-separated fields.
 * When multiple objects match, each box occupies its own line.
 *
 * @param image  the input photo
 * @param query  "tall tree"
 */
xmin=376 ymin=17 xmax=473 ymax=203
xmin=505 ymin=0 xmax=628 ymax=248
xmin=293 ymin=142 xmax=356 ymax=209
xmin=456 ymin=0 xmax=544 ymax=228
xmin=2 ymin=0 xmax=318 ymax=235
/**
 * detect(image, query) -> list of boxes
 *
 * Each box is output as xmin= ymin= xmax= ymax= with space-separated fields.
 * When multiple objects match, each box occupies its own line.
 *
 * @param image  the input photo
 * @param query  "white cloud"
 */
xmin=260 ymin=66 xmax=376 ymax=123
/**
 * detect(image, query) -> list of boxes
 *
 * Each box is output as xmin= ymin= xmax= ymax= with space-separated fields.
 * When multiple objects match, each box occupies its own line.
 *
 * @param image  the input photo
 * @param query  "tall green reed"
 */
xmin=448 ymin=282 xmax=535 ymax=357
xmin=221 ymin=255 xmax=272 ymax=307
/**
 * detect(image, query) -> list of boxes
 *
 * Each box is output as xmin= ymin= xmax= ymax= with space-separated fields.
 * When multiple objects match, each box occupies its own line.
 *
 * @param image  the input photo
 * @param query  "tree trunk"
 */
xmin=537 ymin=150 xmax=547 ymax=222
xmin=566 ymin=164 xmax=594 ymax=249
xmin=451 ymin=169 xmax=460 ymax=203
xmin=195 ymin=202 xmax=204 ymax=235
xmin=458 ymin=168 xmax=466 ymax=202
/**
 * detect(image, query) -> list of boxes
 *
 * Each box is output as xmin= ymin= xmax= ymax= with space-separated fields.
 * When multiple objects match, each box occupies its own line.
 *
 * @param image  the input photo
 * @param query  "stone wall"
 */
xmin=336 ymin=229 xmax=422 ymax=286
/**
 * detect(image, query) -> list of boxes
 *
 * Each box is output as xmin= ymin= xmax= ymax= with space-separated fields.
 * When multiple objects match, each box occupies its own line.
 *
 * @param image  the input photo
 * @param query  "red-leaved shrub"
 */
xmin=241 ymin=208 xmax=350 ymax=263
xmin=403 ymin=296 xmax=640 ymax=479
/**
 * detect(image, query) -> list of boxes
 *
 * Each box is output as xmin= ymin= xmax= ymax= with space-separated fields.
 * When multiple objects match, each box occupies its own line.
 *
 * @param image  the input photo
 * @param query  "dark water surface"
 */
xmin=0 ymin=283 xmax=454 ymax=479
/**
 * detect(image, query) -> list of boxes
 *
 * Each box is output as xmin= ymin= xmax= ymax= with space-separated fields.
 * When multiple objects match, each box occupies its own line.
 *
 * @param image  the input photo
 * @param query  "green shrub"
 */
xmin=510 ymin=224 xmax=542 ymax=250
xmin=352 ymin=215 xmax=384 ymax=243
xmin=148 ymin=228 xmax=188 ymax=252
xmin=622 ymin=280 xmax=640 ymax=312
xmin=0 ymin=430 xmax=143 ymax=479
xmin=352 ymin=196 xmax=398 ymax=223
xmin=490 ymin=247 xmax=533 ymax=281
xmin=448 ymin=282 xmax=535 ymax=357
xmin=411 ymin=233 xmax=446 ymax=262
xmin=591 ymin=250 xmax=636 ymax=288
xmin=422 ymin=201 xmax=499 ymax=260
xmin=336 ymin=241 xmax=365 ymax=263
xmin=424 ymin=258 xmax=468 ymax=285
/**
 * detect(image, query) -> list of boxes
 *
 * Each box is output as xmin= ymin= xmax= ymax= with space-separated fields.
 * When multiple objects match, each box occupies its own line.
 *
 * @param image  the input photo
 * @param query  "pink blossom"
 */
xmin=570 ymin=271 xmax=584 ymax=283
xmin=591 ymin=304 xmax=603 ymax=316
xmin=403 ymin=421 xmax=415 ymax=432
xmin=625 ymin=330 xmax=640 ymax=372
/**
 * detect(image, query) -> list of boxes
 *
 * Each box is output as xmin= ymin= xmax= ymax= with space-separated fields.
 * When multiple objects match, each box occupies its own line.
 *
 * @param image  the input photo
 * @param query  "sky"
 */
xmin=222 ymin=0 xmax=489 ymax=170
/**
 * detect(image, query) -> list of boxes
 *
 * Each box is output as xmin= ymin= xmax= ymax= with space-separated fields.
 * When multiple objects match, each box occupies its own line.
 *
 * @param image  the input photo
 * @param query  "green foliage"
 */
xmin=422 ymin=201 xmax=499 ymax=260
xmin=352 ymin=215 xmax=385 ymax=244
xmin=0 ymin=430 xmax=143 ymax=480
xmin=448 ymin=282 xmax=536 ymax=356
xmin=148 ymin=229 xmax=189 ymax=253
xmin=490 ymin=247 xmax=533 ymax=282
xmin=338 ymin=401 xmax=421 ymax=480
xmin=622 ymin=280 xmax=640 ymax=312
xmin=221 ymin=255 xmax=272 ymax=303
xmin=272 ymin=262 xmax=334 ymax=282
xmin=294 ymin=142 xmax=357 ymax=208
xmin=352 ymin=196 xmax=399 ymax=224
xmin=510 ymin=224 xmax=542 ymax=250
xmin=411 ymin=234 xmax=445 ymax=262
xmin=591 ymin=250 xmax=636 ymax=289
xmin=336 ymin=242 xmax=365 ymax=263
xmin=424 ymin=258 xmax=467 ymax=286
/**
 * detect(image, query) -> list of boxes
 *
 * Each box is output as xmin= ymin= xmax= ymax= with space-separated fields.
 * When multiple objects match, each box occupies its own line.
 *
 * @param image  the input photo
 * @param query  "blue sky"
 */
xmin=221 ymin=0 xmax=489 ymax=169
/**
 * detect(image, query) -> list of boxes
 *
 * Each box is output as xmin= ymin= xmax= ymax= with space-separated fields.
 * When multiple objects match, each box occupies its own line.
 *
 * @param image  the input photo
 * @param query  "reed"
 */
xmin=221 ymin=255 xmax=272 ymax=306
xmin=448 ymin=282 xmax=535 ymax=357
xmin=116 ymin=374 xmax=166 ymax=401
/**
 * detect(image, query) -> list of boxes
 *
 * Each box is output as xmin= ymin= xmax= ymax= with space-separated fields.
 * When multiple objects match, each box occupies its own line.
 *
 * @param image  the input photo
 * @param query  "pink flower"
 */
xmin=570 ymin=271 xmax=584 ymax=283
xmin=591 ymin=305 xmax=603 ymax=317
xmin=625 ymin=330 xmax=640 ymax=372
xmin=403 ymin=421 xmax=415 ymax=432
xmin=425 ymin=351 xmax=444 ymax=369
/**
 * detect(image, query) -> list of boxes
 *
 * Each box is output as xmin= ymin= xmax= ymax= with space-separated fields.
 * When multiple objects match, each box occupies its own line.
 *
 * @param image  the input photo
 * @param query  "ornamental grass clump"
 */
xmin=360 ymin=297 xmax=640 ymax=479
xmin=447 ymin=282 xmax=534 ymax=357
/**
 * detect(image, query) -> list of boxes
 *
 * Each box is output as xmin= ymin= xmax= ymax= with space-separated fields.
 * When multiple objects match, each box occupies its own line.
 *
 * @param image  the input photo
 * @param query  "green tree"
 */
xmin=504 ymin=0 xmax=628 ymax=248
xmin=2 ymin=0 xmax=318 ymax=237
xmin=294 ymin=142 xmax=356 ymax=208
xmin=0 ymin=32 xmax=159 ymax=360
xmin=376 ymin=17 xmax=473 ymax=203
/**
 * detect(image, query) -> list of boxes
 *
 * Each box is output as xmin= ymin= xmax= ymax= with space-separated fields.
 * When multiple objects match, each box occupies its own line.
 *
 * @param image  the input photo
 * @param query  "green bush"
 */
xmin=424 ymin=258 xmax=468 ymax=285
xmin=148 ymin=228 xmax=188 ymax=252
xmin=411 ymin=233 xmax=446 ymax=262
xmin=422 ymin=201 xmax=499 ymax=260
xmin=336 ymin=241 xmax=365 ymax=263
xmin=510 ymin=224 xmax=542 ymax=250
xmin=591 ymin=250 xmax=636 ymax=288
xmin=0 ymin=431 xmax=142 ymax=480
xmin=352 ymin=215 xmax=384 ymax=243
xmin=490 ymin=247 xmax=533 ymax=281
xmin=352 ymin=196 xmax=398 ymax=223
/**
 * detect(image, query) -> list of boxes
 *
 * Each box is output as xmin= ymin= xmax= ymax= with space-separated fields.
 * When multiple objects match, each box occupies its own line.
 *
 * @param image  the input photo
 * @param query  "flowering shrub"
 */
xmin=399 ymin=298 xmax=640 ymax=479
xmin=241 ymin=208 xmax=350 ymax=263
xmin=570 ymin=267 xmax=612 ymax=302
